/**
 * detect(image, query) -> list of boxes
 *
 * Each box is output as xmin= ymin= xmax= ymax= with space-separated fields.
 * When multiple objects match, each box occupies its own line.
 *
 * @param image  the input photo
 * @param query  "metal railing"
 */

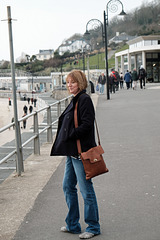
xmin=0 ymin=95 xmax=72 ymax=175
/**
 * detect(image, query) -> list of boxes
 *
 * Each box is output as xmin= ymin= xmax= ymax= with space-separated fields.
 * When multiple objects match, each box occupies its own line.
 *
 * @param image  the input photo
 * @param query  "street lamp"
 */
xmin=104 ymin=0 xmax=126 ymax=99
xmin=84 ymin=19 xmax=105 ymax=88
xmin=85 ymin=19 xmax=104 ymax=44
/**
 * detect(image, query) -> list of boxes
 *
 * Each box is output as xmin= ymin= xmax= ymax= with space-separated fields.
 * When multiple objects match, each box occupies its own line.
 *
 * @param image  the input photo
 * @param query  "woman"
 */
xmin=131 ymin=68 xmax=138 ymax=90
xmin=50 ymin=70 xmax=100 ymax=239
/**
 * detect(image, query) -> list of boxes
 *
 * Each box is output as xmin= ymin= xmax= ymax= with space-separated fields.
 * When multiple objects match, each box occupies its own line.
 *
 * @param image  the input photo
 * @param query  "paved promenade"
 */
xmin=0 ymin=84 xmax=160 ymax=240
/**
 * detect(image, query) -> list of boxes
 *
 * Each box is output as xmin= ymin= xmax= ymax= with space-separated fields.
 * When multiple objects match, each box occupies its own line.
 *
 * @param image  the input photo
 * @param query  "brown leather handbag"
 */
xmin=74 ymin=102 xmax=109 ymax=180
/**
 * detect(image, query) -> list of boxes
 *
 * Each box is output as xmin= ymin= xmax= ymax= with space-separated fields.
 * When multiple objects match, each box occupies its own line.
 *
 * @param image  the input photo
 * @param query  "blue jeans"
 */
xmin=99 ymin=84 xmax=104 ymax=94
xmin=63 ymin=156 xmax=100 ymax=235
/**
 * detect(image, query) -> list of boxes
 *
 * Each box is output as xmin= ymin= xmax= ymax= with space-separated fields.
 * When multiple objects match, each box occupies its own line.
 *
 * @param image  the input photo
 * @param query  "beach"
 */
xmin=0 ymin=98 xmax=43 ymax=146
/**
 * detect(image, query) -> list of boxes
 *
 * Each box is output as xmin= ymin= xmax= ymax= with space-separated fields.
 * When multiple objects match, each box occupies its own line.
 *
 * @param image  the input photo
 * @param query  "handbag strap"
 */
xmin=74 ymin=101 xmax=101 ymax=155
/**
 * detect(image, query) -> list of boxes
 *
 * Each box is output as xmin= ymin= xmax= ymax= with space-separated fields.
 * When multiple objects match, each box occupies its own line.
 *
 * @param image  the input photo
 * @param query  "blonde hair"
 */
xmin=66 ymin=70 xmax=88 ymax=91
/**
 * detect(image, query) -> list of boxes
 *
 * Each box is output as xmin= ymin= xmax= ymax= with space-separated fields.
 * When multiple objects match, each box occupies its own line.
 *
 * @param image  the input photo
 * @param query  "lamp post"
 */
xmin=85 ymin=19 xmax=104 ymax=42
xmin=97 ymin=43 xmax=100 ymax=69
xmin=104 ymin=0 xmax=126 ymax=99
xmin=84 ymin=19 xmax=104 ymax=89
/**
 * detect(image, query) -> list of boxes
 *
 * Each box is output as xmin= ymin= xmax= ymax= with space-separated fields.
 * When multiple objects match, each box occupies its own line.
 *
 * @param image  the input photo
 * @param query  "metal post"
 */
xmin=47 ymin=106 xmax=53 ymax=143
xmin=104 ymin=10 xmax=110 ymax=100
xmin=7 ymin=6 xmax=24 ymax=175
xmin=34 ymin=112 xmax=40 ymax=155
xmin=32 ymin=75 xmax=33 ymax=97
xmin=57 ymin=102 xmax=61 ymax=117
xmin=83 ymin=51 xmax=85 ymax=73
xmin=87 ymin=54 xmax=90 ymax=82
xmin=65 ymin=98 xmax=69 ymax=108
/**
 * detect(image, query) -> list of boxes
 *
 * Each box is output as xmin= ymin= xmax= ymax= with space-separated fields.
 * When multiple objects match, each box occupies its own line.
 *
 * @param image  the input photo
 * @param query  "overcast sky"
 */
xmin=0 ymin=0 xmax=153 ymax=61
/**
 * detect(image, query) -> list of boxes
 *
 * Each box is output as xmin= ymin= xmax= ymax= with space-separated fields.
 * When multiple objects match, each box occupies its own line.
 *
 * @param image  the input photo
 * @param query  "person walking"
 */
xmin=109 ymin=72 xmax=115 ymax=93
xmin=29 ymin=105 xmax=33 ymax=113
xmin=50 ymin=70 xmax=101 ymax=239
xmin=98 ymin=72 xmax=106 ymax=94
xmin=27 ymin=97 xmax=30 ymax=104
xmin=110 ymin=69 xmax=120 ymax=91
xmin=22 ymin=113 xmax=27 ymax=129
xmin=138 ymin=65 xmax=146 ymax=89
xmin=131 ymin=68 xmax=138 ymax=90
xmin=124 ymin=70 xmax=132 ymax=89
xmin=130 ymin=71 xmax=133 ymax=88
xmin=33 ymin=98 xmax=37 ymax=107
xmin=23 ymin=105 xmax=28 ymax=114
xmin=120 ymin=72 xmax=124 ymax=89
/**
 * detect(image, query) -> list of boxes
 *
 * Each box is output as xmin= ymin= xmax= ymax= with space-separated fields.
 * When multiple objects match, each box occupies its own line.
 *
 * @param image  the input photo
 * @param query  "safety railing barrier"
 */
xmin=0 ymin=95 xmax=72 ymax=175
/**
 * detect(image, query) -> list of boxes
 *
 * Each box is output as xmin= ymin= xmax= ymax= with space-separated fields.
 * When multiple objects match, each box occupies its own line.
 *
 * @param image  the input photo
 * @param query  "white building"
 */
xmin=36 ymin=49 xmax=54 ymax=61
xmin=109 ymin=32 xmax=136 ymax=45
xmin=58 ymin=39 xmax=90 ymax=56
xmin=115 ymin=35 xmax=160 ymax=82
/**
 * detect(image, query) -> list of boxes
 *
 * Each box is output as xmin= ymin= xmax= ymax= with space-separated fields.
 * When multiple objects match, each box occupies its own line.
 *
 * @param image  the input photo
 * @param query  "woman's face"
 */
xmin=67 ymin=77 xmax=80 ymax=96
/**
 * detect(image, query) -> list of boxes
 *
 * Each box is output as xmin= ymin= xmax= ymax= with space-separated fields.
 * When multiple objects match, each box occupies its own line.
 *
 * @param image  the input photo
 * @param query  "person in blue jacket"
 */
xmin=124 ymin=70 xmax=132 ymax=89
xmin=50 ymin=70 xmax=100 ymax=239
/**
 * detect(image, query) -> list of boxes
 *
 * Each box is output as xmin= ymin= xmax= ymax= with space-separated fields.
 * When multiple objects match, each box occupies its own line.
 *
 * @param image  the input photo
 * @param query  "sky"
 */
xmin=0 ymin=0 xmax=154 ymax=61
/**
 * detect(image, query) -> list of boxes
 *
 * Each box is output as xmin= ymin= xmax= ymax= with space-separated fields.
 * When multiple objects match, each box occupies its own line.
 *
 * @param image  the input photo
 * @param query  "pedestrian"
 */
xmin=27 ymin=97 xmax=30 ymax=104
xmin=109 ymin=72 xmax=115 ymax=93
xmin=120 ymin=72 xmax=124 ymax=89
xmin=50 ymin=70 xmax=101 ymax=239
xmin=130 ymin=71 xmax=133 ymax=88
xmin=124 ymin=70 xmax=132 ymax=89
xmin=22 ymin=113 xmax=27 ymax=129
xmin=31 ymin=97 xmax=34 ymax=104
xmin=23 ymin=94 xmax=27 ymax=101
xmin=89 ymin=80 xmax=95 ymax=93
xmin=33 ymin=98 xmax=37 ymax=107
xmin=9 ymin=117 xmax=14 ymax=130
xmin=29 ymin=105 xmax=33 ymax=113
xmin=138 ymin=65 xmax=146 ymax=89
xmin=23 ymin=105 xmax=28 ymax=114
xmin=11 ymin=117 xmax=15 ymax=129
xmin=98 ymin=72 xmax=106 ymax=94
xmin=111 ymin=69 xmax=120 ymax=91
xmin=8 ymin=97 xmax=12 ymax=106
xmin=131 ymin=68 xmax=138 ymax=90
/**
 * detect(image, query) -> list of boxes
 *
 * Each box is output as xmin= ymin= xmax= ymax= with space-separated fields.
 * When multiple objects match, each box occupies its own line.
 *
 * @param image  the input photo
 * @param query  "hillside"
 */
xmin=1 ymin=0 xmax=160 ymax=75
xmin=108 ymin=0 xmax=160 ymax=37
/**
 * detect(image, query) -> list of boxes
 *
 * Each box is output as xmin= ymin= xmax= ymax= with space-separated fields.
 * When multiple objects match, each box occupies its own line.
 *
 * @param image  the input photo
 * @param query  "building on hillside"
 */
xmin=115 ymin=35 xmax=160 ymax=82
xmin=0 ymin=60 xmax=5 ymax=66
xmin=58 ymin=39 xmax=90 ymax=55
xmin=109 ymin=32 xmax=136 ymax=45
xmin=36 ymin=49 xmax=54 ymax=61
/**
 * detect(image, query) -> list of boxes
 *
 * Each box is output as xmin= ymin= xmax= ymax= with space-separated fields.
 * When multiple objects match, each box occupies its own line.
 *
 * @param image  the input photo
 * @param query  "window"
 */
xmin=137 ymin=41 xmax=143 ymax=48
xmin=146 ymin=53 xmax=152 ymax=59
xmin=124 ymin=55 xmax=128 ymax=63
xmin=144 ymin=40 xmax=151 ymax=46
xmin=153 ymin=53 xmax=158 ymax=58
xmin=152 ymin=40 xmax=157 ymax=45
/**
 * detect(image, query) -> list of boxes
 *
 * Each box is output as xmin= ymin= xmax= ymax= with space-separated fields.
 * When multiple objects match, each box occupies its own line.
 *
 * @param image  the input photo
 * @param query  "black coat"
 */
xmin=50 ymin=90 xmax=96 ymax=157
xmin=98 ymin=75 xmax=106 ymax=85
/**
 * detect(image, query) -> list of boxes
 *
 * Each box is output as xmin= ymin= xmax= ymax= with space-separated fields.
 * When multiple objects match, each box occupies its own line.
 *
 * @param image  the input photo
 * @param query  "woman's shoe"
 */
xmin=79 ymin=232 xmax=95 ymax=239
xmin=61 ymin=226 xmax=81 ymax=234
xmin=60 ymin=226 xmax=68 ymax=232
